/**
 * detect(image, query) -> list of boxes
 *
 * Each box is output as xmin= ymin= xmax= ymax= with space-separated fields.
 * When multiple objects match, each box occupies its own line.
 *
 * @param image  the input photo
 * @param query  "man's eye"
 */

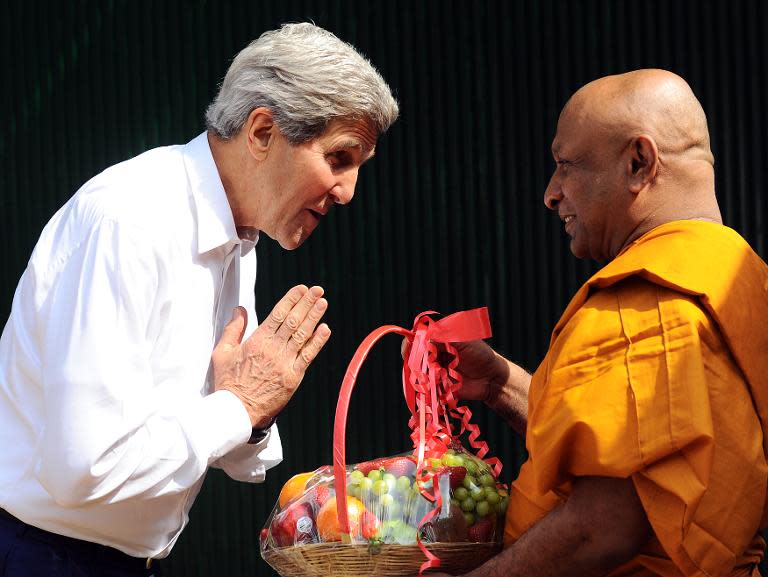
xmin=327 ymin=151 xmax=351 ymax=168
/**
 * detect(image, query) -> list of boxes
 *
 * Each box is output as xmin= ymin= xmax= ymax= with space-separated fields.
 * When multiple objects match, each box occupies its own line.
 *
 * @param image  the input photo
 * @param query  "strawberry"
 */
xmin=361 ymin=510 xmax=380 ymax=540
xmin=306 ymin=484 xmax=331 ymax=509
xmin=356 ymin=455 xmax=416 ymax=476
xmin=355 ymin=458 xmax=386 ymax=475
xmin=467 ymin=517 xmax=494 ymax=543
xmin=383 ymin=456 xmax=416 ymax=478
xmin=446 ymin=466 xmax=467 ymax=489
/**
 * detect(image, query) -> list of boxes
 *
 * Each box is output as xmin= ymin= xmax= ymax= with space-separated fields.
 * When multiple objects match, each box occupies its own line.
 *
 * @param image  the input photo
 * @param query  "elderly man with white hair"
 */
xmin=0 ymin=23 xmax=398 ymax=577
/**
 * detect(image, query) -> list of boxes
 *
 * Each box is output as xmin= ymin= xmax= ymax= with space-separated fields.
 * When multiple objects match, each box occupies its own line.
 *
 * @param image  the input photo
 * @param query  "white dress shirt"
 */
xmin=0 ymin=133 xmax=282 ymax=558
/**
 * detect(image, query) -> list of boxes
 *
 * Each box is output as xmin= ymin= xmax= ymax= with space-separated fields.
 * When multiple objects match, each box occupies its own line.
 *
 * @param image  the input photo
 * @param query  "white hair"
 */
xmin=205 ymin=23 xmax=399 ymax=143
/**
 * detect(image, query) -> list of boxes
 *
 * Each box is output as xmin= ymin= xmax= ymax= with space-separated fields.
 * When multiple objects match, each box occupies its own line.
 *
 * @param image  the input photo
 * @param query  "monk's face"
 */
xmin=543 ymin=100 xmax=628 ymax=262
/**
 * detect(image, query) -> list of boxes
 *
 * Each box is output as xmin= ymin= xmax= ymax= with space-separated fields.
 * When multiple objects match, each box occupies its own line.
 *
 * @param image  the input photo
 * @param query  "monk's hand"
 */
xmin=401 ymin=337 xmax=508 ymax=404
xmin=212 ymin=285 xmax=331 ymax=428
xmin=442 ymin=340 xmax=509 ymax=403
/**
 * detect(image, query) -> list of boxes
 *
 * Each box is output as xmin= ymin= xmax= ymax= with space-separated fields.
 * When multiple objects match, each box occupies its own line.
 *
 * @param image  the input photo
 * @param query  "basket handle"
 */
xmin=333 ymin=324 xmax=412 ymax=541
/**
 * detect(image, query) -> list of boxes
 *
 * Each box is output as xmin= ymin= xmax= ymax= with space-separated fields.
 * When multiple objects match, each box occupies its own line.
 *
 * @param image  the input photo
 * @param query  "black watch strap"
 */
xmin=247 ymin=417 xmax=275 ymax=445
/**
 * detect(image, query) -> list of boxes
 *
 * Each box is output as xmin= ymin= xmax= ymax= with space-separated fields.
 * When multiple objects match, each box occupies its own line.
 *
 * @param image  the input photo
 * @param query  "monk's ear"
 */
xmin=627 ymin=135 xmax=659 ymax=194
xmin=244 ymin=107 xmax=276 ymax=161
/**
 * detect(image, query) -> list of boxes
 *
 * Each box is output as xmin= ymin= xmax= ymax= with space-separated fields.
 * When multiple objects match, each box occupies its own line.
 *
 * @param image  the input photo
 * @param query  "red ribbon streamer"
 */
xmin=332 ymin=308 xmax=500 ymax=575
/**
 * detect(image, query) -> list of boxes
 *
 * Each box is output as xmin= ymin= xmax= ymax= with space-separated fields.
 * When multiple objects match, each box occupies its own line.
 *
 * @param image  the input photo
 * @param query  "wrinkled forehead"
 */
xmin=323 ymin=117 xmax=378 ymax=153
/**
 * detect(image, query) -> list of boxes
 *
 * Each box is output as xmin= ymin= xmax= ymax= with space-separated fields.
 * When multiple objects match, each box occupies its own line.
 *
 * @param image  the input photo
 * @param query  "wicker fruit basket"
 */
xmin=261 ymin=309 xmax=505 ymax=576
xmin=263 ymin=542 xmax=501 ymax=577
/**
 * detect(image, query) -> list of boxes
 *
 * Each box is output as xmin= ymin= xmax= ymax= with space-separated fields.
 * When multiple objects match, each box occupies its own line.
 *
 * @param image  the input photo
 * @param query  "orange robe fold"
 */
xmin=505 ymin=221 xmax=768 ymax=576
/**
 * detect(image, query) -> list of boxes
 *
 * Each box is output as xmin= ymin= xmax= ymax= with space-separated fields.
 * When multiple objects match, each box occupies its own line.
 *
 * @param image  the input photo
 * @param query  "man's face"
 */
xmin=241 ymin=118 xmax=377 ymax=249
xmin=543 ymin=104 xmax=627 ymax=262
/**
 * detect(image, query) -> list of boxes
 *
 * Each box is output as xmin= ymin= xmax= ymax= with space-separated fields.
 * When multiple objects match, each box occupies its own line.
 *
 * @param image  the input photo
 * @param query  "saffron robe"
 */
xmin=505 ymin=221 xmax=768 ymax=576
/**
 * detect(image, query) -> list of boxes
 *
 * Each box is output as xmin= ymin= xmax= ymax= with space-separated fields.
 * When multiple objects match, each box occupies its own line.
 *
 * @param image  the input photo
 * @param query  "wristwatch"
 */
xmin=247 ymin=417 xmax=276 ymax=444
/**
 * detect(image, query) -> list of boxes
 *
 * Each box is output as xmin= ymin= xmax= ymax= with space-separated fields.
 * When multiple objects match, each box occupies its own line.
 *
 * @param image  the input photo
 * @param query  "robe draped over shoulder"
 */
xmin=504 ymin=221 xmax=768 ymax=576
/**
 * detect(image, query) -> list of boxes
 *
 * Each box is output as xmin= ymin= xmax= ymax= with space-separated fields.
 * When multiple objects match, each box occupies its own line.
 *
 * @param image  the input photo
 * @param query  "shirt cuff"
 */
xmin=186 ymin=390 xmax=252 ymax=461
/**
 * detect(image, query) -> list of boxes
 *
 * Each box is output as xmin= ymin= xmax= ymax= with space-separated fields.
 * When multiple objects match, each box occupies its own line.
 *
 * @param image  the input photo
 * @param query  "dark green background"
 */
xmin=2 ymin=1 xmax=766 ymax=576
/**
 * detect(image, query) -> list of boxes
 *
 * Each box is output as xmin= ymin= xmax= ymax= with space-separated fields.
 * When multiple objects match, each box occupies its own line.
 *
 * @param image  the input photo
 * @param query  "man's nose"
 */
xmin=331 ymin=168 xmax=359 ymax=205
xmin=543 ymin=174 xmax=562 ymax=210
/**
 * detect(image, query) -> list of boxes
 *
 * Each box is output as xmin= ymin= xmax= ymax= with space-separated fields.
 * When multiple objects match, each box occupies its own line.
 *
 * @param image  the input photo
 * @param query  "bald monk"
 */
xmin=428 ymin=69 xmax=768 ymax=576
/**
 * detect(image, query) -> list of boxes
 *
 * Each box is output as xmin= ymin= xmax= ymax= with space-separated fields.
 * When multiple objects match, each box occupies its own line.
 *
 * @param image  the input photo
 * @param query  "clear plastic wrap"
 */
xmin=260 ymin=445 xmax=507 ymax=555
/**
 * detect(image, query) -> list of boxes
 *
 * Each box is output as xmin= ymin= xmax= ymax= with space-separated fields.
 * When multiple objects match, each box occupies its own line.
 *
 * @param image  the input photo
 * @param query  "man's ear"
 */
xmin=244 ymin=107 xmax=276 ymax=161
xmin=627 ymin=135 xmax=659 ymax=194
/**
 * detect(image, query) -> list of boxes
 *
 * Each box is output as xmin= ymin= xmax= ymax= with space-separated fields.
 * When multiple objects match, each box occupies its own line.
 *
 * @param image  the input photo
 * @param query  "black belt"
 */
xmin=0 ymin=507 xmax=154 ymax=572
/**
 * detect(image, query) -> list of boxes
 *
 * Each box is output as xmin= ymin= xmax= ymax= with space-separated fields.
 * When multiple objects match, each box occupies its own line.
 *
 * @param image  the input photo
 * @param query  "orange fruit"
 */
xmin=278 ymin=471 xmax=315 ymax=508
xmin=316 ymin=495 xmax=367 ymax=542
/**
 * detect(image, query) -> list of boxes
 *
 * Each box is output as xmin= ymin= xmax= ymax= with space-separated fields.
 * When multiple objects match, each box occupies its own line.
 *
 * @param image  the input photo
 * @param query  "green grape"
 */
xmin=359 ymin=477 xmax=374 ymax=494
xmin=445 ymin=448 xmax=456 ymax=456
xmin=464 ymin=460 xmax=478 ymax=476
xmin=382 ymin=473 xmax=397 ymax=491
xmin=429 ymin=458 xmax=442 ymax=469
xmin=396 ymin=476 xmax=412 ymax=493
xmin=373 ymin=479 xmax=389 ymax=496
xmin=463 ymin=512 xmax=475 ymax=527
xmin=462 ymin=476 xmax=477 ymax=490
xmin=396 ymin=524 xmax=418 ymax=544
xmin=495 ymin=497 xmax=509 ymax=515
xmin=347 ymin=483 xmax=361 ymax=499
xmin=473 ymin=457 xmax=490 ymax=475
xmin=476 ymin=500 xmax=491 ymax=517
xmin=485 ymin=489 xmax=501 ymax=505
xmin=442 ymin=453 xmax=464 ymax=467
xmin=460 ymin=497 xmax=476 ymax=512
xmin=380 ymin=493 xmax=395 ymax=508
xmin=479 ymin=473 xmax=496 ymax=488
xmin=453 ymin=487 xmax=469 ymax=501
xmin=349 ymin=470 xmax=365 ymax=485
xmin=367 ymin=469 xmax=382 ymax=482
xmin=470 ymin=485 xmax=485 ymax=501
xmin=450 ymin=498 xmax=461 ymax=508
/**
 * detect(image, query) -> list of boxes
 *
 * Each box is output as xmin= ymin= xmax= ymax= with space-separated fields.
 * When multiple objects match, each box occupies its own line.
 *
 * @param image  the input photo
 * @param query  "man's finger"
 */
xmin=218 ymin=306 xmax=248 ymax=347
xmin=286 ymin=297 xmax=328 ymax=353
xmin=293 ymin=323 xmax=331 ymax=372
xmin=275 ymin=286 xmax=324 ymax=342
xmin=261 ymin=285 xmax=309 ymax=333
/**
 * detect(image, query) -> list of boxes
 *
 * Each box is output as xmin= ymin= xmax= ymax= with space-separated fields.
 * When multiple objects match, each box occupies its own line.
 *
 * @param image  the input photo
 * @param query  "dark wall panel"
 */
xmin=2 ymin=2 xmax=766 ymax=576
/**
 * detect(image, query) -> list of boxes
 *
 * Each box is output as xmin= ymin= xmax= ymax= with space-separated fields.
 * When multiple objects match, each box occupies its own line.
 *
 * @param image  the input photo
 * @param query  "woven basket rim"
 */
xmin=263 ymin=540 xmax=502 ymax=577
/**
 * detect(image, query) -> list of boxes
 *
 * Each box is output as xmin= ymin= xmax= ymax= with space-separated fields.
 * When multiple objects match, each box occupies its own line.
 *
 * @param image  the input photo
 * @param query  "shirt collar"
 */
xmin=182 ymin=132 xmax=258 ymax=257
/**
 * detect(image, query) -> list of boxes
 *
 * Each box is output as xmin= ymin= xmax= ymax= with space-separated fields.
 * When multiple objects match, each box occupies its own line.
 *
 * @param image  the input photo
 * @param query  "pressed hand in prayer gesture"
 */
xmin=212 ymin=285 xmax=331 ymax=428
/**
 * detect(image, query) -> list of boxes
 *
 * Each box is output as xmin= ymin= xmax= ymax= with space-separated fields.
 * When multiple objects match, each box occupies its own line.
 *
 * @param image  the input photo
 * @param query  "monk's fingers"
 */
xmin=286 ymin=297 xmax=328 ymax=353
xmin=261 ymin=285 xmax=309 ymax=334
xmin=275 ymin=286 xmax=324 ymax=342
xmin=293 ymin=323 xmax=331 ymax=373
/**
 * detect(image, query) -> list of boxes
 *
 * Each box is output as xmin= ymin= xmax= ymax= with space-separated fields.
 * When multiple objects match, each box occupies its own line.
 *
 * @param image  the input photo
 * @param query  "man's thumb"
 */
xmin=219 ymin=306 xmax=247 ymax=345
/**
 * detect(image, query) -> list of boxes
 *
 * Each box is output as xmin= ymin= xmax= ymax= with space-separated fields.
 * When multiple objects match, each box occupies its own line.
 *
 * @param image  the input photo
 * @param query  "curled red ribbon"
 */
xmin=332 ymin=307 xmax=500 ymax=575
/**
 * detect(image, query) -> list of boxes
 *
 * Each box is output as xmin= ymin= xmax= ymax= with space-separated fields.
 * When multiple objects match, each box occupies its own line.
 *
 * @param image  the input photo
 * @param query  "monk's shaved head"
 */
xmin=545 ymin=69 xmax=721 ymax=262
xmin=562 ymin=69 xmax=714 ymax=166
